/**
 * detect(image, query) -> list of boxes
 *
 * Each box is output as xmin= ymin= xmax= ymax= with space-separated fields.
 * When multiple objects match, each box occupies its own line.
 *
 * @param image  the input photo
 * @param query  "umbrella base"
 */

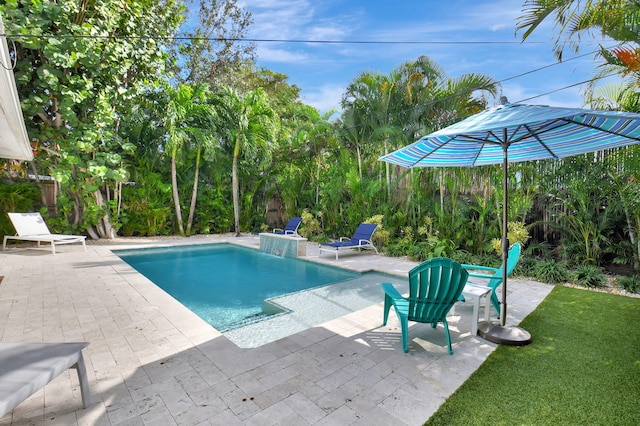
xmin=477 ymin=320 xmax=532 ymax=346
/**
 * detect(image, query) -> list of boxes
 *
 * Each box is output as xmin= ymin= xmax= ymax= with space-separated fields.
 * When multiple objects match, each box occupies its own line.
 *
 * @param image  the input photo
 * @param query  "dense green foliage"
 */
xmin=0 ymin=182 xmax=41 ymax=236
xmin=1 ymin=0 xmax=639 ymax=282
xmin=424 ymin=286 xmax=640 ymax=425
xmin=1 ymin=0 xmax=185 ymax=238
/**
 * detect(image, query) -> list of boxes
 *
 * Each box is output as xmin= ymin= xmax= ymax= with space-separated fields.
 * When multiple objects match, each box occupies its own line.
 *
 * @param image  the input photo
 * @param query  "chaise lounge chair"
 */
xmin=0 ymin=342 xmax=91 ymax=417
xmin=318 ymin=223 xmax=378 ymax=260
xmin=3 ymin=212 xmax=86 ymax=255
xmin=382 ymin=257 xmax=469 ymax=354
xmin=272 ymin=216 xmax=302 ymax=237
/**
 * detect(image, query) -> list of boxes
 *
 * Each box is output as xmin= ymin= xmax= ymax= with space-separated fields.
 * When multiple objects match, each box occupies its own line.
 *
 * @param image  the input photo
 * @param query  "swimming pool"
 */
xmin=114 ymin=243 xmax=360 ymax=331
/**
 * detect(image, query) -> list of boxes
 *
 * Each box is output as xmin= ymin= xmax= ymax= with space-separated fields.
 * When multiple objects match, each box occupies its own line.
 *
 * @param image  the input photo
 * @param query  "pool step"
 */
xmin=224 ymin=312 xmax=278 ymax=331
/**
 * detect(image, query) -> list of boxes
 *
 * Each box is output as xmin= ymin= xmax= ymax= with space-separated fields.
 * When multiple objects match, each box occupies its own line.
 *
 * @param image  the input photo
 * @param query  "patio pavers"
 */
xmin=0 ymin=236 xmax=553 ymax=425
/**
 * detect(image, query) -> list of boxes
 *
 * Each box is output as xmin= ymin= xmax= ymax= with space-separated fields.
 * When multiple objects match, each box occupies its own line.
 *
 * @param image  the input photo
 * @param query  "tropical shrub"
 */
xmin=0 ymin=182 xmax=42 ymax=238
xmin=0 ymin=182 xmax=42 ymax=213
xmin=451 ymin=250 xmax=474 ymax=265
xmin=364 ymin=214 xmax=390 ymax=247
xmin=491 ymin=221 xmax=530 ymax=255
xmin=299 ymin=209 xmax=322 ymax=240
xmin=385 ymin=226 xmax=415 ymax=257
xmin=515 ymin=256 xmax=538 ymax=277
xmin=384 ymin=243 xmax=407 ymax=258
xmin=617 ymin=275 xmax=639 ymax=293
xmin=571 ymin=265 xmax=607 ymax=288
xmin=121 ymin=203 xmax=173 ymax=236
xmin=406 ymin=242 xmax=432 ymax=262
xmin=120 ymin=171 xmax=173 ymax=236
xmin=524 ymin=240 xmax=553 ymax=259
xmin=531 ymin=259 xmax=569 ymax=284
xmin=471 ymin=253 xmax=503 ymax=269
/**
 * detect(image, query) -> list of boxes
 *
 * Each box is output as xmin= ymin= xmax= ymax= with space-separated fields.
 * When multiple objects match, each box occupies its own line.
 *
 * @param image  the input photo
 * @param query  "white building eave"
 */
xmin=0 ymin=14 xmax=33 ymax=161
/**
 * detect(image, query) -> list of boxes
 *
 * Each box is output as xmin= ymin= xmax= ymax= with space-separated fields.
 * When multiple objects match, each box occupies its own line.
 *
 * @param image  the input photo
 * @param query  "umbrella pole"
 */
xmin=477 ymin=138 xmax=532 ymax=346
xmin=500 ymin=147 xmax=509 ymax=327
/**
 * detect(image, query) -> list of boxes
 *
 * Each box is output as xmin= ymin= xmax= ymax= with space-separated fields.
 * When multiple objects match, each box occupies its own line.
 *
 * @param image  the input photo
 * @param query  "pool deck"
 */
xmin=0 ymin=235 xmax=553 ymax=425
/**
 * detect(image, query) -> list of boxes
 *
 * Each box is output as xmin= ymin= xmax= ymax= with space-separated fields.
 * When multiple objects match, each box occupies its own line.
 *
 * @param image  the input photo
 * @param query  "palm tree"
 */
xmin=337 ymin=108 xmax=368 ymax=179
xmin=342 ymin=70 xmax=404 ymax=202
xmin=341 ymin=56 xmax=499 ymax=209
xmin=585 ymin=81 xmax=640 ymax=111
xmin=293 ymin=110 xmax=335 ymax=205
xmin=213 ymin=87 xmax=276 ymax=236
xmin=517 ymin=0 xmax=639 ymax=60
xmin=161 ymin=82 xmax=216 ymax=235
xmin=517 ymin=0 xmax=640 ymax=106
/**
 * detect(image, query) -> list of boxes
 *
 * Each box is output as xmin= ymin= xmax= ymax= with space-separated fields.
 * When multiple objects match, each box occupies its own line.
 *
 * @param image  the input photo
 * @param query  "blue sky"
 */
xmin=238 ymin=0 xmax=612 ymax=113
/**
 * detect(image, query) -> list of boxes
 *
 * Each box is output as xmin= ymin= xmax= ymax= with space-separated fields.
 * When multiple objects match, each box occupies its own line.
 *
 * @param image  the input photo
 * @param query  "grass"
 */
xmin=425 ymin=286 xmax=640 ymax=425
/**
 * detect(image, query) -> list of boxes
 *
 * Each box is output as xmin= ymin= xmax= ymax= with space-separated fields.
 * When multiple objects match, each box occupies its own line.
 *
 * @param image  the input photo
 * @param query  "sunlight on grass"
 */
xmin=424 ymin=286 xmax=640 ymax=425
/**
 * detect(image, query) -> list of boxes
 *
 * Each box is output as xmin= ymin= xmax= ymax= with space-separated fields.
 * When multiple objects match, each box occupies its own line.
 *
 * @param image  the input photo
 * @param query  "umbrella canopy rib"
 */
xmin=521 ymin=124 xmax=558 ymax=159
xmin=404 ymin=137 xmax=453 ymax=167
xmin=562 ymin=116 xmax=640 ymax=143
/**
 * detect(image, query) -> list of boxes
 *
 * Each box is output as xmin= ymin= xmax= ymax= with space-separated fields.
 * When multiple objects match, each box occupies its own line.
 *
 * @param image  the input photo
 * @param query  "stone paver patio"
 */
xmin=0 ymin=235 xmax=553 ymax=425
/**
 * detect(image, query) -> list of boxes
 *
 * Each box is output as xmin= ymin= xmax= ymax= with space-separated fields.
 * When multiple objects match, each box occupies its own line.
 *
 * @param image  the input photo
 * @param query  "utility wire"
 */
xmin=0 ymin=30 xmax=611 ymax=103
xmin=495 ymin=50 xmax=600 ymax=84
xmin=1 ymin=32 xmax=555 ymax=44
xmin=0 ymin=30 xmax=620 ymax=120
xmin=516 ymin=70 xmax=621 ymax=103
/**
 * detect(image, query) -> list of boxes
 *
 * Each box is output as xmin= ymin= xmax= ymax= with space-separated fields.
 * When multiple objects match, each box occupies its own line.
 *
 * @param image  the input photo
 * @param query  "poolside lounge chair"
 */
xmin=3 ymin=212 xmax=86 ymax=255
xmin=459 ymin=242 xmax=522 ymax=316
xmin=272 ymin=216 xmax=302 ymax=237
xmin=318 ymin=223 xmax=378 ymax=260
xmin=382 ymin=257 xmax=469 ymax=354
xmin=0 ymin=342 xmax=91 ymax=417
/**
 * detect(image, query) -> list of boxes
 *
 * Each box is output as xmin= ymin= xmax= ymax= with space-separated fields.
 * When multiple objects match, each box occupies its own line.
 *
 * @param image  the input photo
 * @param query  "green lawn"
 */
xmin=425 ymin=286 xmax=640 ymax=425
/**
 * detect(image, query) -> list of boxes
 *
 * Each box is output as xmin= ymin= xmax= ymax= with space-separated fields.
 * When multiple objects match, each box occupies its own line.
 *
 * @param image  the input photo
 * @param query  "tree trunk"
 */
xmin=232 ymin=135 xmax=241 ymax=237
xmin=384 ymin=140 xmax=391 ymax=202
xmin=171 ymin=151 xmax=185 ymax=235
xmin=622 ymin=198 xmax=640 ymax=273
xmin=186 ymin=148 xmax=201 ymax=236
xmin=89 ymin=189 xmax=116 ymax=239
xmin=356 ymin=144 xmax=362 ymax=180
xmin=232 ymin=154 xmax=240 ymax=236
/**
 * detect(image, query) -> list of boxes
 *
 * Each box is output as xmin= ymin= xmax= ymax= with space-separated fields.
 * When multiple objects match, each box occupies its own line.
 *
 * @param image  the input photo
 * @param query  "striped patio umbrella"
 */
xmin=380 ymin=101 xmax=640 ymax=345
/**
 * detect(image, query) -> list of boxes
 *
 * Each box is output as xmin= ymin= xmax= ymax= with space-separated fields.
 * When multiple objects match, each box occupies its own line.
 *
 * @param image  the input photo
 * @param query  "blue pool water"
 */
xmin=114 ymin=243 xmax=360 ymax=331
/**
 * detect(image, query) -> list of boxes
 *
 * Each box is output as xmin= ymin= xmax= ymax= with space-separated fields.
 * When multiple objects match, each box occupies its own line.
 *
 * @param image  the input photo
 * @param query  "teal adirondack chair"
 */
xmin=460 ymin=242 xmax=522 ymax=317
xmin=382 ymin=257 xmax=469 ymax=354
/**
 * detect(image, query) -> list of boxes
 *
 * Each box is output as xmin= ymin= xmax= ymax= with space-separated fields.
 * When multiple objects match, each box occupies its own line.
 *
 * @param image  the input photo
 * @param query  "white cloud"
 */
xmin=256 ymin=46 xmax=309 ymax=63
xmin=501 ymin=81 xmax=586 ymax=108
xmin=235 ymin=0 xmax=600 ymax=110
xmin=240 ymin=0 xmax=315 ymax=36
xmin=300 ymin=83 xmax=346 ymax=114
xmin=490 ymin=23 xmax=511 ymax=32
xmin=241 ymin=0 xmax=353 ymax=40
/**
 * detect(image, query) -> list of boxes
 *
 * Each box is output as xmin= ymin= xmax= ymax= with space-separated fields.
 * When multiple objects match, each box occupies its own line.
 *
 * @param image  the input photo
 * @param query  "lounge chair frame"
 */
xmin=272 ymin=216 xmax=302 ymax=237
xmin=3 ymin=212 xmax=87 ymax=255
xmin=318 ymin=223 xmax=378 ymax=260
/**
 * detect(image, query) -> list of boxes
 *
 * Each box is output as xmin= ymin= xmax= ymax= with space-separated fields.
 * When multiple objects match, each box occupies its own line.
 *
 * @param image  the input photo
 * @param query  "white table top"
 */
xmin=462 ymin=283 xmax=492 ymax=296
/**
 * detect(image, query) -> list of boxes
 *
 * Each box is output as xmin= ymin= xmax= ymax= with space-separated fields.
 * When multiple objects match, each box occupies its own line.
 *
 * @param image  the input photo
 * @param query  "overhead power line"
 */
xmin=0 ymin=31 xmax=619 ymax=113
xmin=0 ymin=32 xmax=604 ymax=45
xmin=516 ymin=71 xmax=621 ymax=103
